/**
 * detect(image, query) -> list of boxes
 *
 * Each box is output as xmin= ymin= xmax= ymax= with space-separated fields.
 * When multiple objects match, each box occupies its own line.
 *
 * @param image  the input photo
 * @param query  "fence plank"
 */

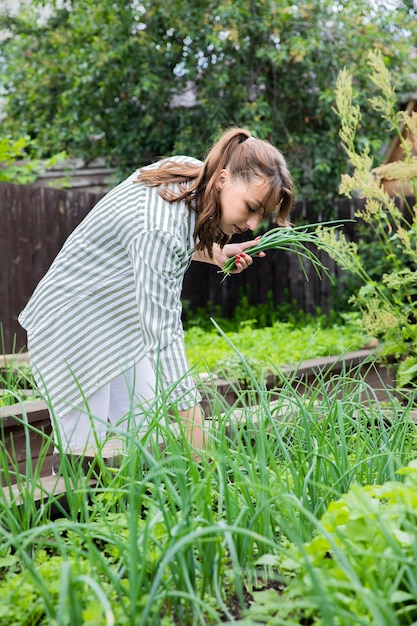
xmin=0 ymin=185 xmax=11 ymax=350
xmin=0 ymin=184 xmax=104 ymax=352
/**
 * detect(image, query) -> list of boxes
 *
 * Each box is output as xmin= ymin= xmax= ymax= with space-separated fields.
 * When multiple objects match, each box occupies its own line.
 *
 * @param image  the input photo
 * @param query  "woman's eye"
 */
xmin=247 ymin=204 xmax=255 ymax=213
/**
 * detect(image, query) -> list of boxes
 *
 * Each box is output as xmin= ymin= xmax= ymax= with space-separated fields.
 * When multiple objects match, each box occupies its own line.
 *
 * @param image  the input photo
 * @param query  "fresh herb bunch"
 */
xmin=221 ymin=222 xmax=346 ymax=278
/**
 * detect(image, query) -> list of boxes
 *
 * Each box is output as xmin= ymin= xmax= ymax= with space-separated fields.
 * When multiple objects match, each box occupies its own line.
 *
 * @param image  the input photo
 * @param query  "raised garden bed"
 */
xmin=0 ymin=349 xmax=397 ymax=491
xmin=205 ymin=348 xmax=396 ymax=408
xmin=0 ymin=399 xmax=53 ymax=484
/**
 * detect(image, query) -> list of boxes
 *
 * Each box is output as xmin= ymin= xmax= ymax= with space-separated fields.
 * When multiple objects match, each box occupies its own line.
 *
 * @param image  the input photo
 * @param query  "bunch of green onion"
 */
xmin=221 ymin=222 xmax=345 ymax=278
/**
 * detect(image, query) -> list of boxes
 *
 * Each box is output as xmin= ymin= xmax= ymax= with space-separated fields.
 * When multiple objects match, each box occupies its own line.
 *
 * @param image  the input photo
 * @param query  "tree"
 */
xmin=1 ymin=0 xmax=416 ymax=208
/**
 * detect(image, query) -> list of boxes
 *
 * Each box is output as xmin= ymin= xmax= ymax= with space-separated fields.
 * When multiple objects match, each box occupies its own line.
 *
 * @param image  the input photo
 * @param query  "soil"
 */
xmin=221 ymin=578 xmax=286 ymax=622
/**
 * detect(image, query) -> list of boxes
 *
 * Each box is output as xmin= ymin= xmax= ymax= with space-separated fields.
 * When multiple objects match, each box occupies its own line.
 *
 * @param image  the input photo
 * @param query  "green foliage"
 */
xmin=0 ymin=135 xmax=66 ymax=184
xmin=319 ymin=50 xmax=417 ymax=384
xmin=183 ymin=287 xmax=345 ymax=333
xmin=1 ymin=371 xmax=417 ymax=624
xmin=0 ymin=360 xmax=37 ymax=406
xmin=239 ymin=460 xmax=417 ymax=625
xmin=183 ymin=288 xmax=284 ymax=332
xmin=0 ymin=0 xmax=415 ymax=202
xmin=184 ymin=315 xmax=370 ymax=380
xmin=0 ymin=300 xmax=368 ymax=396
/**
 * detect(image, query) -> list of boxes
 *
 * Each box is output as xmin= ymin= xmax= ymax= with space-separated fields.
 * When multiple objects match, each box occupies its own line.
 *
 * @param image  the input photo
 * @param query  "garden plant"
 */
xmin=185 ymin=311 xmax=369 ymax=385
xmin=0 ymin=342 xmax=417 ymax=624
xmin=318 ymin=50 xmax=417 ymax=390
xmin=0 ymin=347 xmax=37 ymax=407
xmin=0 ymin=135 xmax=65 ymax=184
xmin=0 ymin=365 xmax=36 ymax=407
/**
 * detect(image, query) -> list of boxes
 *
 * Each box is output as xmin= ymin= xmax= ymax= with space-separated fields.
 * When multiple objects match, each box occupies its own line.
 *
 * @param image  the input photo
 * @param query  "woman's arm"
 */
xmin=178 ymin=404 xmax=207 ymax=451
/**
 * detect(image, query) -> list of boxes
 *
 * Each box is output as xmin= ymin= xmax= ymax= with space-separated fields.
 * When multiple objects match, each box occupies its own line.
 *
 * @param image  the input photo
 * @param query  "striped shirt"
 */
xmin=19 ymin=156 xmax=202 ymax=417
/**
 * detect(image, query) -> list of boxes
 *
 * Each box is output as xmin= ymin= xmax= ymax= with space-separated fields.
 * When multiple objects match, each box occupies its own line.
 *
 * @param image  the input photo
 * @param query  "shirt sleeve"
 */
xmin=127 ymin=228 xmax=201 ymax=410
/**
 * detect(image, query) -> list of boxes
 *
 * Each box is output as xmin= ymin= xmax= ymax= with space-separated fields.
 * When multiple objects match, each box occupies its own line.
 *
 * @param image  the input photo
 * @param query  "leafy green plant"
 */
xmin=185 ymin=316 xmax=370 ymax=379
xmin=237 ymin=460 xmax=417 ymax=626
xmin=0 ymin=390 xmax=32 ymax=407
xmin=0 ymin=135 xmax=66 ymax=184
xmin=0 ymin=356 xmax=37 ymax=406
xmin=0 ymin=316 xmax=369 ymax=405
xmin=182 ymin=287 xmax=343 ymax=333
xmin=318 ymin=50 xmax=417 ymax=387
xmin=216 ymin=353 xmax=265 ymax=387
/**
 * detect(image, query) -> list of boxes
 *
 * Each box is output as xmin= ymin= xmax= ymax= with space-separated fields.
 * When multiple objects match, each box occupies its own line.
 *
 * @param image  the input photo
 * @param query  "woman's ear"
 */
xmin=216 ymin=168 xmax=229 ymax=190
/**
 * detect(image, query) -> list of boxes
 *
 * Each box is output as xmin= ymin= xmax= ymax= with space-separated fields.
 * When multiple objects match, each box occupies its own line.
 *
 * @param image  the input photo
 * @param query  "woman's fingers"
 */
xmin=238 ymin=238 xmax=266 ymax=258
xmin=234 ymin=252 xmax=252 ymax=271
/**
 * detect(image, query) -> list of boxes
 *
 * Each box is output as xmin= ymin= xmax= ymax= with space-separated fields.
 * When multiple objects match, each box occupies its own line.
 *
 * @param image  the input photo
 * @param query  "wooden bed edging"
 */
xmin=202 ymin=348 xmax=396 ymax=409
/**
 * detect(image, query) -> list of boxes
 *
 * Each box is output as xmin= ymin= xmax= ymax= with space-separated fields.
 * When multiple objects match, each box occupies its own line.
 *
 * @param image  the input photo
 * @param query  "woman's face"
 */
xmin=217 ymin=169 xmax=268 ymax=236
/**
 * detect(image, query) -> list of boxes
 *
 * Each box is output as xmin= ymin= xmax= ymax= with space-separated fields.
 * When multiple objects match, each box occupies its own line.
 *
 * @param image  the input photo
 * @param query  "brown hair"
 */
xmin=136 ymin=127 xmax=293 ymax=255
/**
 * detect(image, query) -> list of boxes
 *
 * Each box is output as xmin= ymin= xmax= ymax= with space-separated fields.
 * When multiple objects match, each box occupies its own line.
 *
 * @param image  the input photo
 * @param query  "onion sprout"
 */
xmin=221 ymin=221 xmax=349 ymax=279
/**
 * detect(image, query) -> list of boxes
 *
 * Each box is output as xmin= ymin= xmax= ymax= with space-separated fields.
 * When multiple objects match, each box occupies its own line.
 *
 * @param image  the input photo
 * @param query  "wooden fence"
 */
xmin=0 ymin=181 xmax=404 ymax=354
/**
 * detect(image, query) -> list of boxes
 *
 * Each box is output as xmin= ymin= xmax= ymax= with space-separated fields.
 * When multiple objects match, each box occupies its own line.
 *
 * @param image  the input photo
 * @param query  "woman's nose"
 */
xmin=247 ymin=214 xmax=261 ymax=231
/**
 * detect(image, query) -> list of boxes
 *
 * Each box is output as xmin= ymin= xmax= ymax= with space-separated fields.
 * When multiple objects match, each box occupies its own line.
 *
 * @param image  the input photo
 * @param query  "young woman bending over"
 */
xmin=19 ymin=127 xmax=293 ymax=455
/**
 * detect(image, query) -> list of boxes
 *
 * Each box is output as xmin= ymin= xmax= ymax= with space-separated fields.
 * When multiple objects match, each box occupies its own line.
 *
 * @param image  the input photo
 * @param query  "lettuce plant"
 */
xmin=238 ymin=460 xmax=417 ymax=625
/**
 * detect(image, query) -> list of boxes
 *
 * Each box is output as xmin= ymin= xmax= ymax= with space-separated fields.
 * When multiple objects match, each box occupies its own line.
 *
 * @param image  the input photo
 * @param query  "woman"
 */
xmin=19 ymin=127 xmax=293 ymax=454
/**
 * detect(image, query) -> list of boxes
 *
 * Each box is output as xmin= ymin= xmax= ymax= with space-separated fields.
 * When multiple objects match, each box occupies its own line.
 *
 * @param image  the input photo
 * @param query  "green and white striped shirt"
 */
xmin=19 ymin=156 xmax=202 ymax=418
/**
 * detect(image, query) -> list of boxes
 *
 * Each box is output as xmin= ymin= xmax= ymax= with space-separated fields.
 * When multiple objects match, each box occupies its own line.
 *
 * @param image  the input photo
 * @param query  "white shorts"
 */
xmin=53 ymin=355 xmax=156 ymax=452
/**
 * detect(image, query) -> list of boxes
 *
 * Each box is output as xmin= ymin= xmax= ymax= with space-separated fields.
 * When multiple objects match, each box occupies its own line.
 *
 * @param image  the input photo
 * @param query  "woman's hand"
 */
xmin=178 ymin=404 xmax=207 ymax=453
xmin=212 ymin=239 xmax=266 ymax=274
